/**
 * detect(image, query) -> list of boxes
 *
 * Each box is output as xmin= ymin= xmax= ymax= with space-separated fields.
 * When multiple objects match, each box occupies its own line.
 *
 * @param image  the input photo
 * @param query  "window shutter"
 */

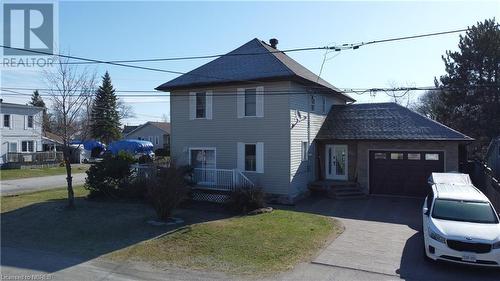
xmin=256 ymin=142 xmax=264 ymax=173
xmin=24 ymin=116 xmax=27 ymax=129
xmin=256 ymin=86 xmax=264 ymax=117
xmin=237 ymin=88 xmax=244 ymax=118
xmin=189 ymin=92 xmax=196 ymax=120
xmin=0 ymin=114 xmax=3 ymax=128
xmin=206 ymin=90 xmax=213 ymax=120
xmin=9 ymin=115 xmax=13 ymax=129
xmin=237 ymin=142 xmax=245 ymax=171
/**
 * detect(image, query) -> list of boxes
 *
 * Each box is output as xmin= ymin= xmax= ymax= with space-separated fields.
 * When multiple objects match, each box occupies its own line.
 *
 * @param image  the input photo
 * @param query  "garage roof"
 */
xmin=317 ymin=102 xmax=473 ymax=141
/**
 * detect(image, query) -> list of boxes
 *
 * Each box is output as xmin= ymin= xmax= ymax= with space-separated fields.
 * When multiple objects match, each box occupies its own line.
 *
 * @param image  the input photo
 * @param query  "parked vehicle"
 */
xmin=69 ymin=140 xmax=105 ymax=163
xmin=423 ymin=173 xmax=500 ymax=267
xmin=107 ymin=139 xmax=155 ymax=159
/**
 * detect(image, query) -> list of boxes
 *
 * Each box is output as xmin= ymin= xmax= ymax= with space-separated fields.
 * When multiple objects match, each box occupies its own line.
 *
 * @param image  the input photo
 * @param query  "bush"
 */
xmin=85 ymin=152 xmax=135 ymax=198
xmin=154 ymin=148 xmax=170 ymax=157
xmin=147 ymin=165 xmax=189 ymax=220
xmin=226 ymin=187 xmax=266 ymax=214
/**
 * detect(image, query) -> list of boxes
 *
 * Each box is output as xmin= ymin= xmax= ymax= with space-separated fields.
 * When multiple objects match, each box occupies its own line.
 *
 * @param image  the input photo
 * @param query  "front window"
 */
xmin=196 ymin=92 xmax=206 ymax=118
xmin=432 ymin=199 xmax=499 ymax=224
xmin=245 ymin=144 xmax=256 ymax=171
xmin=3 ymin=115 xmax=10 ymax=127
xmin=27 ymin=115 xmax=34 ymax=128
xmin=21 ymin=141 xmax=34 ymax=152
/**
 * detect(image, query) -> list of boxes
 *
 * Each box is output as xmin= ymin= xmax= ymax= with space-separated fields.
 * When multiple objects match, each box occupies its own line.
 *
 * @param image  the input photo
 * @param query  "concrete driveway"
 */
xmin=293 ymin=196 xmax=499 ymax=281
xmin=0 ymin=173 xmax=86 ymax=195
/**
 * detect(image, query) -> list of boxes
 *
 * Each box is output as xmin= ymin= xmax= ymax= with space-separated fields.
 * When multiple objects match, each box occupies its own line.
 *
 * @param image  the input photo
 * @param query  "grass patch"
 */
xmin=0 ymin=165 xmax=89 ymax=180
xmin=1 ymin=186 xmax=342 ymax=276
xmin=1 ymin=185 xmax=88 ymax=213
xmin=108 ymin=210 xmax=342 ymax=275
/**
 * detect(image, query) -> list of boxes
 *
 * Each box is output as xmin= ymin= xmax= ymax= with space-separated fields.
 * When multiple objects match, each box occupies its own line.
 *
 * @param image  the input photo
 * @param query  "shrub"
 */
xmin=147 ymin=165 xmax=189 ymax=220
xmin=154 ymin=148 xmax=170 ymax=157
xmin=226 ymin=187 xmax=266 ymax=214
xmin=85 ymin=152 xmax=135 ymax=198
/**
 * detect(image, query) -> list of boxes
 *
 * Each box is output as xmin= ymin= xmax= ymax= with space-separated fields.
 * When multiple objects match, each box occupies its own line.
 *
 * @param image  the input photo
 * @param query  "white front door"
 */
xmin=325 ymin=144 xmax=348 ymax=180
xmin=190 ymin=148 xmax=216 ymax=184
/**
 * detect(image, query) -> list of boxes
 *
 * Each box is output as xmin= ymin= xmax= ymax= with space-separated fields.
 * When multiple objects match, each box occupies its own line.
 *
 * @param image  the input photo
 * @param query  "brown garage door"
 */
xmin=369 ymin=151 xmax=444 ymax=197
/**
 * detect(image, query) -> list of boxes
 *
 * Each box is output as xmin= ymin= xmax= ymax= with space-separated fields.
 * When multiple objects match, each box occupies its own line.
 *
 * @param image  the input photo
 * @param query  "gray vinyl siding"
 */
xmin=288 ymin=82 xmax=346 ymax=197
xmin=170 ymin=81 xmax=291 ymax=195
xmin=124 ymin=124 xmax=169 ymax=150
xmin=0 ymin=104 xmax=43 ymax=164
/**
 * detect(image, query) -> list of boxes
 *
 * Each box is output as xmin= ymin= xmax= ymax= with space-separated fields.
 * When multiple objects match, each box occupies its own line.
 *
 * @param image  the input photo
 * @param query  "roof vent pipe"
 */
xmin=269 ymin=38 xmax=278 ymax=49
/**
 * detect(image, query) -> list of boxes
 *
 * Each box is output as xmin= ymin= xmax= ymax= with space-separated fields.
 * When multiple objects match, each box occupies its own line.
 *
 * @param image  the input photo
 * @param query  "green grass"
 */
xmin=108 ymin=210 xmax=342 ymax=275
xmin=1 ymin=186 xmax=342 ymax=276
xmin=0 ymin=185 xmax=88 ymax=213
xmin=0 ymin=165 xmax=89 ymax=180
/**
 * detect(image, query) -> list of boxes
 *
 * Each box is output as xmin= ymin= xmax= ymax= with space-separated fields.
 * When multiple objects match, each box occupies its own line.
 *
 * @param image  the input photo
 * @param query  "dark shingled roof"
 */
xmin=155 ymin=38 xmax=354 ymax=102
xmin=122 ymin=125 xmax=139 ymax=135
xmin=316 ymin=103 xmax=473 ymax=141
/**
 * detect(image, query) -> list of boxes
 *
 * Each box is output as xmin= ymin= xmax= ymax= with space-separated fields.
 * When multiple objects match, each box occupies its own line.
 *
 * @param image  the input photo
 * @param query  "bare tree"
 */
xmin=386 ymin=81 xmax=416 ymax=108
xmin=44 ymin=57 xmax=97 ymax=209
xmin=117 ymin=99 xmax=135 ymax=120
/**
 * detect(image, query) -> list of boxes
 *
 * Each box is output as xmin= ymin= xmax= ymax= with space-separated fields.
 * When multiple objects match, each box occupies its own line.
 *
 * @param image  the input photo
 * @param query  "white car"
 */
xmin=423 ymin=173 xmax=500 ymax=267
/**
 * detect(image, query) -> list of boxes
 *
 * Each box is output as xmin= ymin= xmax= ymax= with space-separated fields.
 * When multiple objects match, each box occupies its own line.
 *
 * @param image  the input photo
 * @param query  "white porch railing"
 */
xmin=193 ymin=168 xmax=255 ymax=191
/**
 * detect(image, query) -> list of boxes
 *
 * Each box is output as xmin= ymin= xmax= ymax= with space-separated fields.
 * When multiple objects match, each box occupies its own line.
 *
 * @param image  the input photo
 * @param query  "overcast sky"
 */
xmin=1 ymin=1 xmax=498 ymax=125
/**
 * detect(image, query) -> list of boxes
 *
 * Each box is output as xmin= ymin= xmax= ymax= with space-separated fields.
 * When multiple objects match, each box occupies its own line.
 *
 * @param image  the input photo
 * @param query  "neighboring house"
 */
xmin=42 ymin=131 xmax=64 ymax=151
xmin=0 ymin=101 xmax=44 ymax=165
xmin=123 ymin=122 xmax=171 ymax=151
xmin=485 ymin=137 xmax=500 ymax=179
xmin=156 ymin=38 xmax=472 ymax=203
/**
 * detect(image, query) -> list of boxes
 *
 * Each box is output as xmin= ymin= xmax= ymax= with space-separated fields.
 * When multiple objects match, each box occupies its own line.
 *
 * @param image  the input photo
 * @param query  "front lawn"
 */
xmin=0 ymin=164 xmax=89 ymax=180
xmin=1 ymin=187 xmax=342 ymax=276
xmin=108 ymin=210 xmax=342 ymax=275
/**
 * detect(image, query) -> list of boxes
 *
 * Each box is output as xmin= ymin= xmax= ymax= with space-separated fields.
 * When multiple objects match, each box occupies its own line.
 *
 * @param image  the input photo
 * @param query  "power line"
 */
xmin=47 ymin=25 xmax=479 ymax=64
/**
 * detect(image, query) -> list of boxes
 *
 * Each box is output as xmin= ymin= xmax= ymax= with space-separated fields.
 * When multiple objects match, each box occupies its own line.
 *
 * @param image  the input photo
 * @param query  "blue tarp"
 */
xmin=107 ymin=139 xmax=154 ymax=155
xmin=70 ymin=140 xmax=105 ymax=151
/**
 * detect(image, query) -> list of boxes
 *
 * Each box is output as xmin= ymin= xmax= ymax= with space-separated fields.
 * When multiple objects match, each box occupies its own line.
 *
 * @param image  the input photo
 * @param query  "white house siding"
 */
xmin=0 ymin=104 xmax=43 ymax=165
xmin=288 ymin=82 xmax=347 ymax=198
xmin=170 ymin=81 xmax=292 ymax=196
xmin=124 ymin=124 xmax=169 ymax=150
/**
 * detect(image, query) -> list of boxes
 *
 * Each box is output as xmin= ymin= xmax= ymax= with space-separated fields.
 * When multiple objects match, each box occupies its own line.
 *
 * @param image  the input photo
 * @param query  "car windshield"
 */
xmin=432 ymin=199 xmax=499 ymax=224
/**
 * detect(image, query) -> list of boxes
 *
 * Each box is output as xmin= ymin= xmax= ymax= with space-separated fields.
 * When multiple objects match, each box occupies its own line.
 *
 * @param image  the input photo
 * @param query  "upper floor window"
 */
xmin=237 ymin=86 xmax=264 ymax=118
xmin=196 ymin=92 xmax=206 ymax=118
xmin=244 ymin=89 xmax=257 ymax=117
xmin=311 ymin=95 xmax=316 ymax=111
xmin=3 ymin=115 xmax=10 ymax=128
xmin=27 ymin=115 xmax=34 ymax=128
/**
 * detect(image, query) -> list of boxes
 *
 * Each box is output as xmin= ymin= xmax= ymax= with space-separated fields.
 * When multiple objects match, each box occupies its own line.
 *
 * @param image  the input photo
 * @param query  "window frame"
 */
xmin=21 ymin=140 xmax=35 ymax=153
xmin=195 ymin=92 xmax=207 ymax=119
xmin=310 ymin=95 xmax=316 ymax=111
xmin=27 ymin=115 xmax=34 ymax=128
xmin=244 ymin=143 xmax=257 ymax=172
xmin=301 ymin=141 xmax=308 ymax=161
xmin=3 ymin=114 xmax=11 ymax=128
xmin=244 ymin=88 xmax=257 ymax=117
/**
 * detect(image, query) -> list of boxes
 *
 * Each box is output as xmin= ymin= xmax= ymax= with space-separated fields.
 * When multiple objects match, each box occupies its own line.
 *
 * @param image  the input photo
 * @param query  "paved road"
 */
xmin=0 ymin=173 xmax=86 ymax=195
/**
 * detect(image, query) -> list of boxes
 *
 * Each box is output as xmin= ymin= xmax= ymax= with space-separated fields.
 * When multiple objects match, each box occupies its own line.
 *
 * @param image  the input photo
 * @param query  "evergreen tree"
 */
xmin=29 ymin=90 xmax=51 ymax=132
xmin=421 ymin=19 xmax=500 ymax=148
xmin=90 ymin=71 xmax=121 ymax=144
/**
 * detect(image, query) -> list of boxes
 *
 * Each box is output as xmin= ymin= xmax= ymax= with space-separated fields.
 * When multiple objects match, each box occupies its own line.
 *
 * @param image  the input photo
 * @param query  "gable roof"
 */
xmin=0 ymin=101 xmax=44 ymax=111
xmin=124 ymin=122 xmax=170 ymax=137
xmin=122 ymin=125 xmax=139 ymax=135
xmin=155 ymin=38 xmax=354 ymax=102
xmin=316 ymin=102 xmax=473 ymax=141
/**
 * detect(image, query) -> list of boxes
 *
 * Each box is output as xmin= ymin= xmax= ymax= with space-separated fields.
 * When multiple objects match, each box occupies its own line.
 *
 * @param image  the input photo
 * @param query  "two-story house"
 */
xmin=0 ymin=101 xmax=44 ymax=166
xmin=156 ymin=38 xmax=472 ymax=203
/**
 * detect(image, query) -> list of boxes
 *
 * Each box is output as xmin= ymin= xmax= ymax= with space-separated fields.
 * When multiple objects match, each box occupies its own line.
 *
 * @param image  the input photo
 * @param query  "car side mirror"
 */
xmin=423 ymin=207 xmax=429 ymax=216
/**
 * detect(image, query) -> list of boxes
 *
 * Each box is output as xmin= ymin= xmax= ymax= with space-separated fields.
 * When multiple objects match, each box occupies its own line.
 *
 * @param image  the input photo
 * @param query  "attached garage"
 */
xmin=369 ymin=150 xmax=444 ymax=197
xmin=315 ymin=103 xmax=473 ymax=197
